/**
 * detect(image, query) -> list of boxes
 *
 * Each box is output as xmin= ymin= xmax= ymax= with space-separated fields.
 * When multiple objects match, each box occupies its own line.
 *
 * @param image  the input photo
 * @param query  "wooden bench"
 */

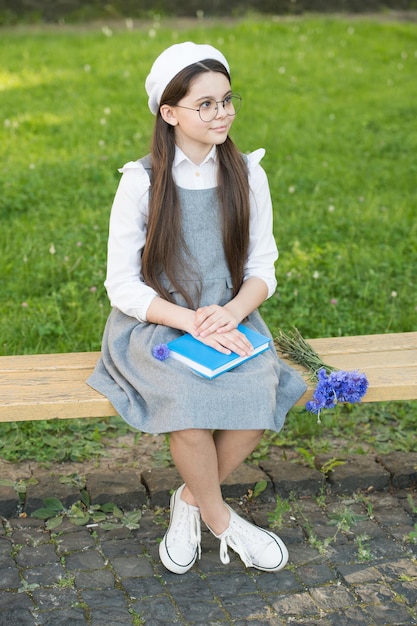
xmin=0 ymin=332 xmax=416 ymax=423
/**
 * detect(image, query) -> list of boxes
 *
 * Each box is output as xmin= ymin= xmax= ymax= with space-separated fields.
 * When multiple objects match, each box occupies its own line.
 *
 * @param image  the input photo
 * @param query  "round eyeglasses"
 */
xmin=175 ymin=94 xmax=242 ymax=123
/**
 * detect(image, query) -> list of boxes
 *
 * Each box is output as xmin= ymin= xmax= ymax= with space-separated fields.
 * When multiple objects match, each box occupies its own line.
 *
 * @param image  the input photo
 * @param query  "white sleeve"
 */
xmin=104 ymin=161 xmax=158 ymax=322
xmin=244 ymin=149 xmax=278 ymax=299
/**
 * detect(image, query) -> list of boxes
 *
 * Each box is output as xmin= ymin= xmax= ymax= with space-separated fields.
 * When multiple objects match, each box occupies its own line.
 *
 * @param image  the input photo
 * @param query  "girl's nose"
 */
xmin=215 ymin=102 xmax=228 ymax=118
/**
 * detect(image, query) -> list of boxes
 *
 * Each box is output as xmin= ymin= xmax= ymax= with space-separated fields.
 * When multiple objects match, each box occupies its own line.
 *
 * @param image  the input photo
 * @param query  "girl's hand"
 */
xmin=196 ymin=327 xmax=253 ymax=357
xmin=193 ymin=304 xmax=238 ymax=338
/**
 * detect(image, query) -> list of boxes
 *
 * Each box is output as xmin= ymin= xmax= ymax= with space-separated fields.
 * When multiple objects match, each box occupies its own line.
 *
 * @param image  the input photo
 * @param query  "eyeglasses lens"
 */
xmin=199 ymin=96 xmax=241 ymax=122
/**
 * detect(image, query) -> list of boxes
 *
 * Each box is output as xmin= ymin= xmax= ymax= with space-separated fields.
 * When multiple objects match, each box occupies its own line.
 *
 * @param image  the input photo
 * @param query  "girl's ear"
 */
xmin=160 ymin=104 xmax=178 ymax=126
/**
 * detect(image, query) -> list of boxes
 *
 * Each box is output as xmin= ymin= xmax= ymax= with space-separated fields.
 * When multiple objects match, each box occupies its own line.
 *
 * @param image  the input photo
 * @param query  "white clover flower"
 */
xmin=49 ymin=244 xmax=56 ymax=255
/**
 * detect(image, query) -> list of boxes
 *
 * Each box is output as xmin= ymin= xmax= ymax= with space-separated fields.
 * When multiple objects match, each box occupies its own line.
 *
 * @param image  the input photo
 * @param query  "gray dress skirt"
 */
xmin=87 ymin=184 xmax=307 ymax=435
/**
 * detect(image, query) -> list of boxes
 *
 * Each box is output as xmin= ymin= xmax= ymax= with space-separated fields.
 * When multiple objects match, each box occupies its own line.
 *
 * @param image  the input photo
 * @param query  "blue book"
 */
xmin=167 ymin=324 xmax=271 ymax=379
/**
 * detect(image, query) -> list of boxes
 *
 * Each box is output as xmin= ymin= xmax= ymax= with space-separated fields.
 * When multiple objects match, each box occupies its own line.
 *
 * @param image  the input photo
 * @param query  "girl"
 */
xmin=88 ymin=41 xmax=307 ymax=574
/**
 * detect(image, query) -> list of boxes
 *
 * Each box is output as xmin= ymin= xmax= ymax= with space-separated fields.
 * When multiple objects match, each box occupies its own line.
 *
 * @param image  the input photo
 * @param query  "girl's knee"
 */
xmin=170 ymin=428 xmax=212 ymax=446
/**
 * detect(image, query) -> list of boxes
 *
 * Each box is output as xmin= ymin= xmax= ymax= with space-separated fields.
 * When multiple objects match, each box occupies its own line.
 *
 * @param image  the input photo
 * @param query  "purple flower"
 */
xmin=306 ymin=367 xmax=368 ymax=415
xmin=152 ymin=344 xmax=170 ymax=361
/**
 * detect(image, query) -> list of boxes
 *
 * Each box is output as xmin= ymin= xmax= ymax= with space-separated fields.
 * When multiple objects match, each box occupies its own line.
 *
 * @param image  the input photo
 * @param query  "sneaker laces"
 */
xmin=212 ymin=507 xmax=276 ymax=568
xmin=218 ymin=528 xmax=253 ymax=567
xmin=190 ymin=509 xmax=202 ymax=560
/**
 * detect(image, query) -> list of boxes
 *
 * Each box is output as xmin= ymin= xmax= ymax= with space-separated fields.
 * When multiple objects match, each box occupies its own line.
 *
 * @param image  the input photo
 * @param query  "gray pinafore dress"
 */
xmin=87 ymin=160 xmax=307 ymax=434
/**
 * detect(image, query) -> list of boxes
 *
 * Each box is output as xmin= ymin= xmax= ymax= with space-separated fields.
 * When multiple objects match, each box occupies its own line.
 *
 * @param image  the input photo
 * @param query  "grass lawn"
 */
xmin=0 ymin=15 xmax=416 ymax=463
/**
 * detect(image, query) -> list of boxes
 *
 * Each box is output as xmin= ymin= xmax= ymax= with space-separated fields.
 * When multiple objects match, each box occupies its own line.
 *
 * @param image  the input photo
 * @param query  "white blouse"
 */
xmin=104 ymin=146 xmax=279 ymax=322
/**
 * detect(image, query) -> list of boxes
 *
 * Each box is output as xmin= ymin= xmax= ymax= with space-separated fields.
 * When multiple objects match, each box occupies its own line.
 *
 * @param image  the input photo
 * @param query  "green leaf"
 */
xmin=253 ymin=480 xmax=268 ymax=498
xmin=124 ymin=510 xmax=142 ymax=525
xmin=68 ymin=503 xmax=86 ymax=517
xmin=32 ymin=508 xmax=56 ymax=520
xmin=124 ymin=521 xmax=141 ymax=530
xmin=46 ymin=515 xmax=64 ymax=530
xmin=15 ymin=481 xmax=29 ymax=494
xmin=112 ymin=505 xmax=124 ymax=519
xmin=43 ymin=497 xmax=65 ymax=512
xmin=80 ymin=489 xmax=90 ymax=507
xmin=71 ymin=513 xmax=90 ymax=526
xmin=101 ymin=502 xmax=115 ymax=513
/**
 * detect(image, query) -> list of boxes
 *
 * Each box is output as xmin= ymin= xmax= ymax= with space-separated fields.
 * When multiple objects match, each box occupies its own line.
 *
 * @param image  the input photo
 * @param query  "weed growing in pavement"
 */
xmin=18 ymin=580 xmax=40 ymax=594
xmin=284 ymin=493 xmax=377 ymax=559
xmin=405 ymin=525 xmax=417 ymax=545
xmin=130 ymin=610 xmax=146 ymax=626
xmin=328 ymin=505 xmax=369 ymax=532
xmin=152 ymin=506 xmax=170 ymax=529
xmin=243 ymin=480 xmax=269 ymax=504
xmin=55 ymin=573 xmax=76 ymax=589
xmin=268 ymin=495 xmax=292 ymax=530
xmin=355 ymin=533 xmax=373 ymax=562
xmin=407 ymin=494 xmax=417 ymax=514
xmin=31 ymin=491 xmax=142 ymax=531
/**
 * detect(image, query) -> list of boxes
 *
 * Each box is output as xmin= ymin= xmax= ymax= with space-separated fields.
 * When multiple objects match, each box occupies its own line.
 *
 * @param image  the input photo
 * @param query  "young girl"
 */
xmin=88 ymin=41 xmax=307 ymax=575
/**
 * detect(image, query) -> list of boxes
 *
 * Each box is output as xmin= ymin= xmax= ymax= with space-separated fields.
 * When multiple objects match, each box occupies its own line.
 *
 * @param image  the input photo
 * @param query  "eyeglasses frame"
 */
xmin=174 ymin=94 xmax=242 ymax=122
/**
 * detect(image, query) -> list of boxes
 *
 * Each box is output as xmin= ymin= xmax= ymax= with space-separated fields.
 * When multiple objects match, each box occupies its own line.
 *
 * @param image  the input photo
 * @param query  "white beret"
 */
xmin=145 ymin=41 xmax=230 ymax=115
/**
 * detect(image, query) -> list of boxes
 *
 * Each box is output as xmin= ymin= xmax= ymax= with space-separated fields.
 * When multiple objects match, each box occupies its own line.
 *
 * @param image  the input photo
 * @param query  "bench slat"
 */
xmin=306 ymin=332 xmax=416 ymax=355
xmin=0 ymin=352 xmax=99 ymax=373
xmin=1 ymin=332 xmax=416 ymax=422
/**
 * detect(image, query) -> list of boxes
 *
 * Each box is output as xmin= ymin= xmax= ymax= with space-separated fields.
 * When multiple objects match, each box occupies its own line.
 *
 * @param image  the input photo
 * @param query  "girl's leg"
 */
xmin=169 ymin=429 xmax=229 ymax=533
xmin=170 ymin=428 xmax=263 ymax=534
xmin=214 ymin=429 xmax=264 ymax=484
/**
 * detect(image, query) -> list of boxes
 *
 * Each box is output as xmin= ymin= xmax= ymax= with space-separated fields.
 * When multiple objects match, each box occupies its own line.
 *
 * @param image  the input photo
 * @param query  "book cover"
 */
xmin=167 ymin=324 xmax=271 ymax=379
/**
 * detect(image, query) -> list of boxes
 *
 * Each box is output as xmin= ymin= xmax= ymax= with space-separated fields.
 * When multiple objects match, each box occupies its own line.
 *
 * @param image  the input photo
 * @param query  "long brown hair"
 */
xmin=141 ymin=59 xmax=250 ymax=309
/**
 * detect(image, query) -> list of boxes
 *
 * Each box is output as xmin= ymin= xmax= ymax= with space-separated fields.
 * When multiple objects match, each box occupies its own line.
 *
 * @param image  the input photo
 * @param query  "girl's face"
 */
xmin=160 ymin=71 xmax=234 ymax=165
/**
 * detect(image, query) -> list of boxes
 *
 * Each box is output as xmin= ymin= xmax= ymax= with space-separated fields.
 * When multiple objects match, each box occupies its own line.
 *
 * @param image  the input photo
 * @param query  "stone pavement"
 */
xmin=1 ymin=451 xmax=417 ymax=625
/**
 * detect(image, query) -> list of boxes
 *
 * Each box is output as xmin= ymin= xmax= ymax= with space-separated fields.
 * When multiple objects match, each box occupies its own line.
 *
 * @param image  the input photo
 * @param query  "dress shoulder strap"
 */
xmin=138 ymin=154 xmax=152 ymax=180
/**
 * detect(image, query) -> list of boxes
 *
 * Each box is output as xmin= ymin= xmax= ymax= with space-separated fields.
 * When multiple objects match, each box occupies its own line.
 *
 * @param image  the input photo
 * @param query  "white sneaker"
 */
xmin=159 ymin=484 xmax=201 ymax=574
xmin=208 ymin=504 xmax=288 ymax=572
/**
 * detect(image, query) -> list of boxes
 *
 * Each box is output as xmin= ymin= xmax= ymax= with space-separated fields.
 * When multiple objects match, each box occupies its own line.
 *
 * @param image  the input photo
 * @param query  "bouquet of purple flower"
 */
xmin=275 ymin=328 xmax=368 ymax=422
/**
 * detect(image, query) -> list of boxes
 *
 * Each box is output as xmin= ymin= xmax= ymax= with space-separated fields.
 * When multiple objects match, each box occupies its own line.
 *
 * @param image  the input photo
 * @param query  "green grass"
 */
xmin=0 ymin=16 xmax=416 ymax=462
